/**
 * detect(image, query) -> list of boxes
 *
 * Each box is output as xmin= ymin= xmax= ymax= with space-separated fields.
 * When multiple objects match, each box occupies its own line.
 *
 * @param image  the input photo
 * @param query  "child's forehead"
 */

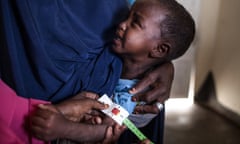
xmin=132 ymin=0 xmax=166 ymax=15
xmin=133 ymin=0 xmax=161 ymax=8
xmin=131 ymin=0 xmax=167 ymax=21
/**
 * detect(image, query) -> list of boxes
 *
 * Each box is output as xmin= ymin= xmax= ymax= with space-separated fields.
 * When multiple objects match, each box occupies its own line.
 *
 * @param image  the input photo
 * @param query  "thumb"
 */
xmin=87 ymin=99 xmax=109 ymax=110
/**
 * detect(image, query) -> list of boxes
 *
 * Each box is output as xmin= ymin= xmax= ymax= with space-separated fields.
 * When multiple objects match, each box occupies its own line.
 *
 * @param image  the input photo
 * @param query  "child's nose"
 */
xmin=119 ymin=21 xmax=127 ymax=31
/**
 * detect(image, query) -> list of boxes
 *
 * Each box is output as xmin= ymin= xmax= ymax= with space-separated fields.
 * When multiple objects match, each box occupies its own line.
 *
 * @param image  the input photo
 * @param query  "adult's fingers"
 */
xmin=134 ymin=104 xmax=162 ymax=114
xmin=55 ymin=98 xmax=107 ymax=118
xmin=88 ymin=99 xmax=108 ymax=110
xmin=132 ymin=86 xmax=169 ymax=114
xmin=81 ymin=99 xmax=108 ymax=115
xmin=31 ymin=115 xmax=47 ymax=128
xmin=129 ymin=71 xmax=156 ymax=97
xmin=72 ymin=91 xmax=99 ymax=100
xmin=31 ymin=125 xmax=45 ymax=140
xmin=38 ymin=104 xmax=59 ymax=113
xmin=34 ymin=108 xmax=53 ymax=120
xmin=132 ymin=82 xmax=167 ymax=103
xmin=129 ymin=62 xmax=172 ymax=95
xmin=31 ymin=115 xmax=53 ymax=141
xmin=131 ymin=62 xmax=174 ymax=103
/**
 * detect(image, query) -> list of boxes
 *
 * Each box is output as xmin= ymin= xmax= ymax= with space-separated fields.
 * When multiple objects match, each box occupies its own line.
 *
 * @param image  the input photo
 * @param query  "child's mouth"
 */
xmin=113 ymin=35 xmax=123 ymax=46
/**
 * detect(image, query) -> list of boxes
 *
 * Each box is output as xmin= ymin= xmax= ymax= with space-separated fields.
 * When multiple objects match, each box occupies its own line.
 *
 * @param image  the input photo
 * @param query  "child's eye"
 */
xmin=130 ymin=21 xmax=138 ymax=27
xmin=131 ymin=18 xmax=142 ymax=28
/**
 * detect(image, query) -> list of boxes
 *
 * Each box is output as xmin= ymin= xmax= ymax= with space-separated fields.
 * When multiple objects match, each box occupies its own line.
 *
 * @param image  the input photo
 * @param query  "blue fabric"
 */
xmin=128 ymin=0 xmax=136 ymax=6
xmin=114 ymin=79 xmax=164 ymax=144
xmin=0 ymin=0 xmax=128 ymax=102
xmin=113 ymin=79 xmax=139 ymax=113
xmin=0 ymin=1 xmax=165 ymax=144
xmin=113 ymin=79 xmax=158 ymax=128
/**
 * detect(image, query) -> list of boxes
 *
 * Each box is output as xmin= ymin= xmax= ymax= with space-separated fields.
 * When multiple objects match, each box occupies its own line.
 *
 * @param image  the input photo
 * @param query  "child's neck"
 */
xmin=121 ymin=58 xmax=163 ymax=80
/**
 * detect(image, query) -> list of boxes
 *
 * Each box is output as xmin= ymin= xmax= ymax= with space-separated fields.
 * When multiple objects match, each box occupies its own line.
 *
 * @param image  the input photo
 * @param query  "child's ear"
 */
xmin=150 ymin=43 xmax=171 ymax=58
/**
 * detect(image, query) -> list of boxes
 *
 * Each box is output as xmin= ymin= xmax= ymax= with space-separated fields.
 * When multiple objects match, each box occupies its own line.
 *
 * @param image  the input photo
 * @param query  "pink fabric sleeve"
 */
xmin=0 ymin=80 xmax=50 ymax=144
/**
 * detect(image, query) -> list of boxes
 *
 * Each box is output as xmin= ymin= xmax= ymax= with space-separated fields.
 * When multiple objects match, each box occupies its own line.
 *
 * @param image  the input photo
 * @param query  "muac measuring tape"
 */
xmin=98 ymin=94 xmax=154 ymax=144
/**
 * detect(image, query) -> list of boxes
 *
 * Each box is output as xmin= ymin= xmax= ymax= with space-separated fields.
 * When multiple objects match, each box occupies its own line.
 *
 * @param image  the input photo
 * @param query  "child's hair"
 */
xmin=156 ymin=0 xmax=195 ymax=60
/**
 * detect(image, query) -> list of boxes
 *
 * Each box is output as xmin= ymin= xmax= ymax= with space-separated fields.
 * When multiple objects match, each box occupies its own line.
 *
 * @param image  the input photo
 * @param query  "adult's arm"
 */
xmin=31 ymin=107 xmax=108 ymax=142
xmin=31 ymin=98 xmax=125 ymax=143
xmin=0 ymin=80 xmax=50 ymax=144
xmin=130 ymin=62 xmax=174 ymax=114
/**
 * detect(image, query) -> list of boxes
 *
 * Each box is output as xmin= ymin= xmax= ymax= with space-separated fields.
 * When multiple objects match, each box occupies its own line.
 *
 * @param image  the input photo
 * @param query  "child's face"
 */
xmin=112 ymin=0 xmax=166 ymax=59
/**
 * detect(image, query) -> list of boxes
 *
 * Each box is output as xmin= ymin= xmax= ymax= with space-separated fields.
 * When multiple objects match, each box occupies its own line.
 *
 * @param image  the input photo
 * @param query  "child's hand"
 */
xmin=86 ymin=114 xmax=126 ymax=143
xmin=139 ymin=139 xmax=152 ymax=144
xmin=101 ymin=116 xmax=127 ymax=144
xmin=102 ymin=124 xmax=126 ymax=144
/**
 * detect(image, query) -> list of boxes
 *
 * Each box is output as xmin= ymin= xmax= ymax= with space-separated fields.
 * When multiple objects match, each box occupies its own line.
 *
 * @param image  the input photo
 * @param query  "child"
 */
xmin=32 ymin=0 xmax=195 ymax=143
xmin=112 ymin=0 xmax=195 ymax=132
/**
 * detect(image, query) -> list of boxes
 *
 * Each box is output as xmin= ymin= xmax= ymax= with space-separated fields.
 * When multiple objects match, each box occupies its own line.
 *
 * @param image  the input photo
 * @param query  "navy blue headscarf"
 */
xmin=0 ymin=0 xmax=129 ymax=102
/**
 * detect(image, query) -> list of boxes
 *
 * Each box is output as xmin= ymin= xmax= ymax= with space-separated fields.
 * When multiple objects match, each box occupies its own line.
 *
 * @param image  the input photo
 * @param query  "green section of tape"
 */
xmin=123 ymin=118 xmax=154 ymax=144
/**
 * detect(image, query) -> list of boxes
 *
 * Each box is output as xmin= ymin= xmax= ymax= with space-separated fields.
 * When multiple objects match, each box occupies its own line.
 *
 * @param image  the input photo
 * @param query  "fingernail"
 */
xmin=131 ymin=97 xmax=137 ymax=102
xmin=104 ymin=104 xmax=109 ymax=108
xmin=38 ymin=104 xmax=46 ymax=108
xmin=133 ymin=111 xmax=139 ymax=114
xmin=129 ymin=88 xmax=136 ymax=94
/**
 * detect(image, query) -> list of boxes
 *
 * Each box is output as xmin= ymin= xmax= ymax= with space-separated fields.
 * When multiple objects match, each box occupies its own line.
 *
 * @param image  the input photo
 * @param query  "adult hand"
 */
xmin=31 ymin=106 xmax=72 ymax=141
xmin=130 ymin=62 xmax=174 ymax=114
xmin=71 ymin=91 xmax=100 ymax=100
xmin=31 ymin=107 xmax=112 ymax=143
xmin=55 ymin=98 xmax=108 ymax=122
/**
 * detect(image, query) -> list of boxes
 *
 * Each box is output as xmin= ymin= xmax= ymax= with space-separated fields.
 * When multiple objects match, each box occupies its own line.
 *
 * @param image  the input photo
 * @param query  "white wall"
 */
xmin=195 ymin=0 xmax=240 ymax=115
xmin=211 ymin=0 xmax=240 ymax=114
xmin=195 ymin=0 xmax=221 ymax=92
xmin=171 ymin=0 xmax=200 ymax=98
